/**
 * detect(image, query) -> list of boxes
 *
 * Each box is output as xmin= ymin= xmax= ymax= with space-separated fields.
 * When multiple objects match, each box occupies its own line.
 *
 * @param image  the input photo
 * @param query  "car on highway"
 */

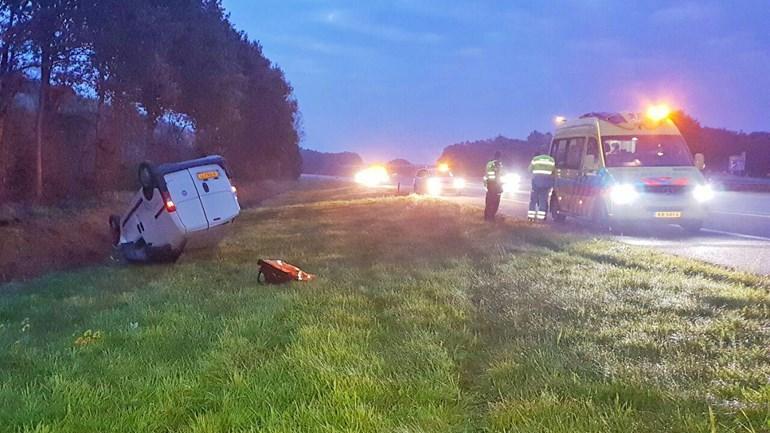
xmin=413 ymin=166 xmax=467 ymax=196
xmin=549 ymin=106 xmax=713 ymax=232
xmin=109 ymin=155 xmax=241 ymax=262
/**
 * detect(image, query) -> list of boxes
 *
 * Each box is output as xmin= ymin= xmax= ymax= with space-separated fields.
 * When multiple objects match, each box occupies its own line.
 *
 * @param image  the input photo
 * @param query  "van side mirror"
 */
xmin=694 ymin=153 xmax=706 ymax=171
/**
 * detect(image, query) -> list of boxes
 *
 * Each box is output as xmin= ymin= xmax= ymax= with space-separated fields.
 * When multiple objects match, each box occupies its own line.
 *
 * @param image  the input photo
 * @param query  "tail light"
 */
xmin=161 ymin=191 xmax=176 ymax=213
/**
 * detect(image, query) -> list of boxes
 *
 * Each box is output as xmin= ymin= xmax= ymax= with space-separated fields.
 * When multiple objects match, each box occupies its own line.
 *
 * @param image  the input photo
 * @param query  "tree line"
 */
xmin=0 ymin=0 xmax=301 ymax=203
xmin=300 ymin=148 xmax=363 ymax=177
xmin=439 ymin=131 xmax=551 ymax=177
xmin=671 ymin=111 xmax=770 ymax=177
xmin=440 ymin=115 xmax=770 ymax=179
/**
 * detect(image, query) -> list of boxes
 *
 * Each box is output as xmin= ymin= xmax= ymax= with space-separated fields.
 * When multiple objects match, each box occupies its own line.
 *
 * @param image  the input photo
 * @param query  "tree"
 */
xmin=0 ymin=0 xmax=32 ymax=200
xmin=0 ymin=0 xmax=302 ymax=202
xmin=27 ymin=0 xmax=87 ymax=200
xmin=167 ymin=0 xmax=242 ymax=134
xmin=209 ymin=37 xmax=301 ymax=180
xmin=83 ymin=0 xmax=179 ymax=145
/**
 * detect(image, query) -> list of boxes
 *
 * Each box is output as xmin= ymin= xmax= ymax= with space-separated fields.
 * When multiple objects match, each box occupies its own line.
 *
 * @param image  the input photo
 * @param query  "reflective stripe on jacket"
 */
xmin=484 ymin=160 xmax=501 ymax=181
xmin=529 ymin=155 xmax=555 ymax=176
xmin=484 ymin=159 xmax=502 ymax=191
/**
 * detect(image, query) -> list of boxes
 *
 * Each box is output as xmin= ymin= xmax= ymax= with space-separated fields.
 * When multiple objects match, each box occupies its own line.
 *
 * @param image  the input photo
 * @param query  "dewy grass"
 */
xmin=1 ymin=185 xmax=769 ymax=432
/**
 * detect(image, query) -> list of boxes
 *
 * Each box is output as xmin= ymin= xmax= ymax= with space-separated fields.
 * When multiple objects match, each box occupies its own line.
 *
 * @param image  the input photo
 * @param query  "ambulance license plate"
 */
xmin=197 ymin=170 xmax=220 ymax=181
xmin=655 ymin=211 xmax=682 ymax=218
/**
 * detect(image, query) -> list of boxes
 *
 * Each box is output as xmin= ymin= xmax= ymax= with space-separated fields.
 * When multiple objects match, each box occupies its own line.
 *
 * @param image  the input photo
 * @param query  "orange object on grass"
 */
xmin=257 ymin=259 xmax=317 ymax=284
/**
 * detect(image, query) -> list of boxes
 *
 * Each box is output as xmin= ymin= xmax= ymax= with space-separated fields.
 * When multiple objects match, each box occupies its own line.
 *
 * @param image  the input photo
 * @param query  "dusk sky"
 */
xmin=223 ymin=0 xmax=770 ymax=163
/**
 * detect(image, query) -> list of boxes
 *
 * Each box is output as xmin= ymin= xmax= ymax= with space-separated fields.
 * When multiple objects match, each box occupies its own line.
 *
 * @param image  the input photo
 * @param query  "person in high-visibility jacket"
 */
xmin=483 ymin=151 xmax=503 ymax=221
xmin=528 ymin=153 xmax=556 ymax=221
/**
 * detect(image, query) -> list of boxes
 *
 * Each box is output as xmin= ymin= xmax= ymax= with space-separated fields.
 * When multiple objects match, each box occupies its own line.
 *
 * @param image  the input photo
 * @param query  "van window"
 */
xmin=603 ymin=135 xmax=694 ymax=167
xmin=584 ymin=137 xmax=600 ymax=169
xmin=553 ymin=139 xmax=569 ymax=168
xmin=564 ymin=138 xmax=585 ymax=170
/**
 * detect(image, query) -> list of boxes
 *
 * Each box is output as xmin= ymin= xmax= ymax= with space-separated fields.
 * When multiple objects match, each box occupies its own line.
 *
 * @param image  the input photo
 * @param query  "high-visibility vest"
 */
xmin=529 ymin=155 xmax=555 ymax=176
xmin=484 ymin=160 xmax=501 ymax=183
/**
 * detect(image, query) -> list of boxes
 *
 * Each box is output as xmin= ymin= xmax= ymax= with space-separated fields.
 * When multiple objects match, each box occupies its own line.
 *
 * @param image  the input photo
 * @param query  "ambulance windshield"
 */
xmin=602 ymin=135 xmax=694 ymax=167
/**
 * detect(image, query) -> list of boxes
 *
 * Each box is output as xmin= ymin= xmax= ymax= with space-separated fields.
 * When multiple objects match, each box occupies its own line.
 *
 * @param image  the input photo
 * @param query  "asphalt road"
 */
xmin=443 ymin=182 xmax=770 ymax=275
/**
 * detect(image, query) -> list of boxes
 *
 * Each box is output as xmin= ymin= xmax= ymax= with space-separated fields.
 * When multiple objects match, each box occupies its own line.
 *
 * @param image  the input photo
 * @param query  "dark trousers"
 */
xmin=485 ymin=182 xmax=502 ymax=221
xmin=529 ymin=175 xmax=553 ymax=220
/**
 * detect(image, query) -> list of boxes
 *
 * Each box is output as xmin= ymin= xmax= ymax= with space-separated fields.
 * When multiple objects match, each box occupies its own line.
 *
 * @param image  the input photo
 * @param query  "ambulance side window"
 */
xmin=584 ymin=137 xmax=600 ymax=170
xmin=564 ymin=138 xmax=586 ymax=170
xmin=554 ymin=139 xmax=569 ymax=168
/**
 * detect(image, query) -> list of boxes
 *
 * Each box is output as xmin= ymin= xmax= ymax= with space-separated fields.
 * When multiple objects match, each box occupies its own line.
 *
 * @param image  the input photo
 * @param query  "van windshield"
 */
xmin=602 ymin=135 xmax=694 ymax=167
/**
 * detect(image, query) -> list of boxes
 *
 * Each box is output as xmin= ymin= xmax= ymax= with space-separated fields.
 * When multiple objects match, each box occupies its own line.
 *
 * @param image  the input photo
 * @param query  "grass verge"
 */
xmin=1 ymin=185 xmax=769 ymax=432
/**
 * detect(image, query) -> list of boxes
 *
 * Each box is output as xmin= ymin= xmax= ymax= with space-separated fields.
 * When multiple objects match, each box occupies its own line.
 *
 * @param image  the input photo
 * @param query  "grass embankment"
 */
xmin=1 ymin=184 xmax=769 ymax=432
xmin=0 ymin=179 xmax=296 ymax=283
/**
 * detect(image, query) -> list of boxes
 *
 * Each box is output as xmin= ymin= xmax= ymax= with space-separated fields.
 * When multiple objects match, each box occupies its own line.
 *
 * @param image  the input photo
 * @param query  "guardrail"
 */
xmin=708 ymin=175 xmax=770 ymax=193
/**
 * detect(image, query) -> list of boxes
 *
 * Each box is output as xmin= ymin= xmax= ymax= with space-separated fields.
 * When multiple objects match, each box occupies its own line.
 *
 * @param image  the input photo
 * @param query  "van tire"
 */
xmin=592 ymin=200 xmax=612 ymax=233
xmin=109 ymin=214 xmax=121 ymax=246
xmin=138 ymin=162 xmax=155 ymax=189
xmin=550 ymin=194 xmax=566 ymax=223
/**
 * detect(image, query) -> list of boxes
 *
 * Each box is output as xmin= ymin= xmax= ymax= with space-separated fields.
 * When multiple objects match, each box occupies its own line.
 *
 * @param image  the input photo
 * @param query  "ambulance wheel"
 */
xmin=550 ymin=195 xmax=566 ymax=223
xmin=592 ymin=200 xmax=612 ymax=233
xmin=109 ymin=214 xmax=121 ymax=246
xmin=681 ymin=220 xmax=703 ymax=234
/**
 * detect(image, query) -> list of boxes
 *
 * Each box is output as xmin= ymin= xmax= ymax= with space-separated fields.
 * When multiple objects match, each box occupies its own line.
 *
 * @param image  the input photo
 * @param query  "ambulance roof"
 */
xmin=555 ymin=112 xmax=682 ymax=137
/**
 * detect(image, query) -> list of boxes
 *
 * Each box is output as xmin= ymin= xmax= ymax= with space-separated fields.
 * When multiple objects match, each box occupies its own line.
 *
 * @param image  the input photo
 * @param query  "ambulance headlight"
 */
xmin=693 ymin=184 xmax=715 ymax=203
xmin=427 ymin=177 xmax=443 ymax=196
xmin=610 ymin=183 xmax=639 ymax=205
xmin=452 ymin=177 xmax=466 ymax=189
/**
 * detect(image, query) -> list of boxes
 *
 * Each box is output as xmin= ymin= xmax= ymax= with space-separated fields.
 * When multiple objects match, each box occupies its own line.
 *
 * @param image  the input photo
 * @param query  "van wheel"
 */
xmin=592 ymin=200 xmax=612 ymax=233
xmin=550 ymin=195 xmax=566 ymax=223
xmin=138 ymin=162 xmax=156 ymax=200
xmin=109 ymin=214 xmax=121 ymax=246
xmin=138 ymin=162 xmax=155 ymax=189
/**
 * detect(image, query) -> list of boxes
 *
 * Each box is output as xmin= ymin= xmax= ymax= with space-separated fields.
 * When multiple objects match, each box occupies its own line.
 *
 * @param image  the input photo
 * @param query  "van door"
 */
xmin=574 ymin=137 xmax=601 ymax=217
xmin=552 ymin=138 xmax=570 ymax=212
xmin=556 ymin=137 xmax=585 ymax=214
xmin=163 ymin=170 xmax=208 ymax=232
xmin=188 ymin=164 xmax=241 ymax=228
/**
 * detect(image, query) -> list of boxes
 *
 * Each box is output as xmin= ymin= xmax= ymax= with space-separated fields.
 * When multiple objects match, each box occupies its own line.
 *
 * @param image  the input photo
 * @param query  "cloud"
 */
xmin=271 ymin=34 xmax=374 ymax=58
xmin=316 ymin=9 xmax=444 ymax=44
xmin=651 ymin=2 xmax=719 ymax=23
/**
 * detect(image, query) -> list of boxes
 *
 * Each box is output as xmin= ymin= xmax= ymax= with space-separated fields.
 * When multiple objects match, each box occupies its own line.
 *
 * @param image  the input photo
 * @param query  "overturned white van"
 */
xmin=109 ymin=155 xmax=241 ymax=262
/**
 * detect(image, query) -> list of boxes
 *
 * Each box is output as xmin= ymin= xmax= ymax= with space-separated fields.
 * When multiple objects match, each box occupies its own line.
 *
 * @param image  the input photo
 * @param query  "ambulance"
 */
xmin=549 ymin=107 xmax=713 ymax=232
xmin=109 ymin=155 xmax=241 ymax=262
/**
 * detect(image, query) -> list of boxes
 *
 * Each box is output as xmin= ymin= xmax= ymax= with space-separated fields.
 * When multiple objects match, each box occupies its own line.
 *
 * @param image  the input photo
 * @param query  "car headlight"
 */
xmin=609 ymin=183 xmax=639 ymax=205
xmin=501 ymin=173 xmax=520 ymax=185
xmin=453 ymin=177 xmax=466 ymax=189
xmin=355 ymin=166 xmax=389 ymax=187
xmin=500 ymin=173 xmax=520 ymax=192
xmin=427 ymin=177 xmax=443 ymax=196
xmin=693 ymin=184 xmax=715 ymax=203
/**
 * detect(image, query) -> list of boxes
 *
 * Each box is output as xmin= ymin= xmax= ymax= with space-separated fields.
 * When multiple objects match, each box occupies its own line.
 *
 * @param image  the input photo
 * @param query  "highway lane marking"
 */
xmin=701 ymin=229 xmax=770 ymax=242
xmin=501 ymin=198 xmax=529 ymax=205
xmin=711 ymin=210 xmax=770 ymax=219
